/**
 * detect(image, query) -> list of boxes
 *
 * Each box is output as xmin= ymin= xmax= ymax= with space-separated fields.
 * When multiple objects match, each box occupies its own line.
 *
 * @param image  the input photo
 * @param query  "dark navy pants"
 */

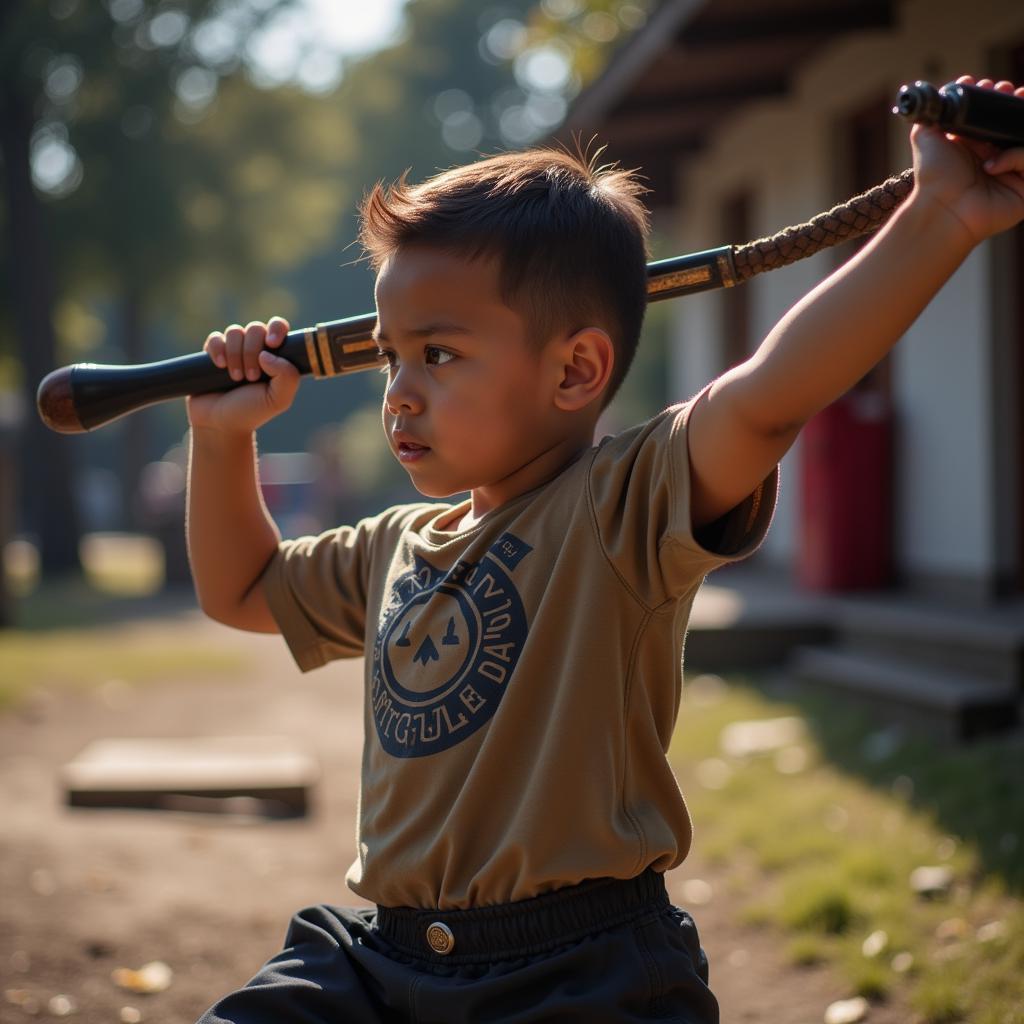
xmin=196 ymin=869 xmax=718 ymax=1023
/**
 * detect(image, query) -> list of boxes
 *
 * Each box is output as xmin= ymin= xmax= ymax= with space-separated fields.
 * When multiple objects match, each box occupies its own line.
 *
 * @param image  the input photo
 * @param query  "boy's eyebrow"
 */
xmin=372 ymin=321 xmax=472 ymax=343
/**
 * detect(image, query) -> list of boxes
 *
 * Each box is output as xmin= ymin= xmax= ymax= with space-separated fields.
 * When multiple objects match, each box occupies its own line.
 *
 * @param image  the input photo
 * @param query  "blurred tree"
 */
xmin=0 ymin=0 xmax=359 ymax=575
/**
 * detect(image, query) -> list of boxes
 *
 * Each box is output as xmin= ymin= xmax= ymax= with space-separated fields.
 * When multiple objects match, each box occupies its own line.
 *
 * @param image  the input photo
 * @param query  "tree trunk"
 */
xmin=0 ymin=84 xmax=83 ymax=577
xmin=119 ymin=287 xmax=152 ymax=530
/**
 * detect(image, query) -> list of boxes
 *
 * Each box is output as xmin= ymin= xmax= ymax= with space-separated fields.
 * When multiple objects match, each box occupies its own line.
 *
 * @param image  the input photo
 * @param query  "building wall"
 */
xmin=668 ymin=0 xmax=1024 ymax=595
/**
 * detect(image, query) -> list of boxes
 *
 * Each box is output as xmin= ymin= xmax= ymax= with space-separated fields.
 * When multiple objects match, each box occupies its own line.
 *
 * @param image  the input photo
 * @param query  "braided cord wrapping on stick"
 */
xmin=732 ymin=168 xmax=916 ymax=282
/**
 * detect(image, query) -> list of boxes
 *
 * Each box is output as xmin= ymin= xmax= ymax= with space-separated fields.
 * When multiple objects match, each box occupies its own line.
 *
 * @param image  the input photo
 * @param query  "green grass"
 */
xmin=673 ymin=673 xmax=1024 ymax=1023
xmin=1 ymin=536 xmax=249 ymax=709
xmin=0 ymin=628 xmax=248 ymax=710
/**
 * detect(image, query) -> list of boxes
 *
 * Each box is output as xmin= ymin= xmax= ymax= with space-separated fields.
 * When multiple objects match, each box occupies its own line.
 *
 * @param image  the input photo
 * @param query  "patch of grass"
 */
xmin=849 ymin=958 xmax=891 ymax=1001
xmin=0 ymin=627 xmax=249 ymax=710
xmin=779 ymin=870 xmax=858 ymax=934
xmin=912 ymin=970 xmax=967 ymax=1023
xmin=1 ymin=547 xmax=247 ymax=710
xmin=785 ymin=932 xmax=829 ymax=966
xmin=671 ymin=674 xmax=1024 ymax=1022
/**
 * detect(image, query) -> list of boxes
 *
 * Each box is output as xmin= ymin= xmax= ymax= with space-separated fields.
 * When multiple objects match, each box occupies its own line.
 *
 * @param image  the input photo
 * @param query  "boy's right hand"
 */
xmin=187 ymin=317 xmax=300 ymax=433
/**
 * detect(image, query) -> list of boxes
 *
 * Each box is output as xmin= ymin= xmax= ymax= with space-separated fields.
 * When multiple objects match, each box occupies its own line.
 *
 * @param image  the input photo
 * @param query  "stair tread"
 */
xmin=833 ymin=601 xmax=1024 ymax=650
xmin=794 ymin=646 xmax=1018 ymax=710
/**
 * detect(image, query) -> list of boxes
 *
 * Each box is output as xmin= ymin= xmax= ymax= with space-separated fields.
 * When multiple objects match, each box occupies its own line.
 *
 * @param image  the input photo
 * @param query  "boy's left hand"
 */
xmin=912 ymin=76 xmax=1024 ymax=245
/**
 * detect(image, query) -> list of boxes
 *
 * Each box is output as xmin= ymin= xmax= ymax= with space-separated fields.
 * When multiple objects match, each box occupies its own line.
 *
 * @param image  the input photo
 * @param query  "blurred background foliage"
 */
xmin=0 ymin=0 xmax=665 ymax=605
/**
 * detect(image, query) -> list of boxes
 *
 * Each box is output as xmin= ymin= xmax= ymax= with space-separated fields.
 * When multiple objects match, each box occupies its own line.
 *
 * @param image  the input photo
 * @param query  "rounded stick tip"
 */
xmin=37 ymin=366 xmax=85 ymax=434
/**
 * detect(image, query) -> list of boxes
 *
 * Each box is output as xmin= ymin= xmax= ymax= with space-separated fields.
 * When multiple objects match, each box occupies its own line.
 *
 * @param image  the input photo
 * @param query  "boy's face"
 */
xmin=374 ymin=247 xmax=560 ymax=509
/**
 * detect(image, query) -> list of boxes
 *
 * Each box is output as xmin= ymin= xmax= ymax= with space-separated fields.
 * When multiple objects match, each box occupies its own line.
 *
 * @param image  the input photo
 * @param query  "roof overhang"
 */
xmin=559 ymin=0 xmax=895 ymax=205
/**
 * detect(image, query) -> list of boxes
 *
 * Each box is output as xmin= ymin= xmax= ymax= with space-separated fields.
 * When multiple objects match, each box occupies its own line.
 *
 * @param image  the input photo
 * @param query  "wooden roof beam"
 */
xmin=680 ymin=3 xmax=893 ymax=47
xmin=614 ymin=74 xmax=790 ymax=117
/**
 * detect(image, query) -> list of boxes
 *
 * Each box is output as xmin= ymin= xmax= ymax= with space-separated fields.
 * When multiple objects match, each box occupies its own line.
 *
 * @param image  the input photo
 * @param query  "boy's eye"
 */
xmin=376 ymin=349 xmax=396 ymax=373
xmin=425 ymin=346 xmax=454 ymax=366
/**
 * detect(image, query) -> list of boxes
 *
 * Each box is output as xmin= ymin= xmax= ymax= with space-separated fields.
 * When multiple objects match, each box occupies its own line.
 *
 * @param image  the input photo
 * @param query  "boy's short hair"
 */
xmin=358 ymin=145 xmax=651 ymax=406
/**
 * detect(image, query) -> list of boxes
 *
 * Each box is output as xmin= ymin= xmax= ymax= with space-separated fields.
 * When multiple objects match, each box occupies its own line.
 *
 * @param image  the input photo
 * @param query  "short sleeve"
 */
xmin=260 ymin=519 xmax=376 ymax=672
xmin=588 ymin=396 xmax=778 ymax=605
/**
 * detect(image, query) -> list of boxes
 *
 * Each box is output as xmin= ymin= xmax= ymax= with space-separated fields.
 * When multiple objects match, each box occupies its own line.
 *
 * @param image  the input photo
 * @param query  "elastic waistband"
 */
xmin=374 ymin=868 xmax=669 ymax=965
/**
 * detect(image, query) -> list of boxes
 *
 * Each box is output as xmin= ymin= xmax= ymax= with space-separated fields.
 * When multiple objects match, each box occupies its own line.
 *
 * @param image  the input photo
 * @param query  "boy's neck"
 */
xmin=441 ymin=430 xmax=595 ymax=533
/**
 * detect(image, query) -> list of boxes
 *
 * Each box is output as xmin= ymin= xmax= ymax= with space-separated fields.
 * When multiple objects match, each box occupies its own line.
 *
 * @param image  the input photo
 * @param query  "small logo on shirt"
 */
xmin=371 ymin=536 xmax=531 ymax=758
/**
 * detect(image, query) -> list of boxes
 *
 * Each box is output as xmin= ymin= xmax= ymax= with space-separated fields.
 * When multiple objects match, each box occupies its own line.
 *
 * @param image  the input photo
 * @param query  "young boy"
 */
xmin=187 ymin=76 xmax=1024 ymax=1022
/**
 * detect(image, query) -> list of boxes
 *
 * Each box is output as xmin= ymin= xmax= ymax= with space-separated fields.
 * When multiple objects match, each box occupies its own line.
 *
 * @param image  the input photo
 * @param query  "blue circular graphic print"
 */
xmin=371 ymin=552 xmax=528 ymax=758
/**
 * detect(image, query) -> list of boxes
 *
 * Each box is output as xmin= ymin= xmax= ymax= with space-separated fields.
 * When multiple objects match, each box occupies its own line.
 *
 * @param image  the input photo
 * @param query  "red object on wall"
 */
xmin=799 ymin=392 xmax=893 ymax=591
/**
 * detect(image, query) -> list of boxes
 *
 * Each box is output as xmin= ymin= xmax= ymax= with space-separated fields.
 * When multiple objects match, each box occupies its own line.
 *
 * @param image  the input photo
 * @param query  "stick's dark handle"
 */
xmin=895 ymin=80 xmax=1024 ymax=149
xmin=37 ymin=314 xmax=379 ymax=433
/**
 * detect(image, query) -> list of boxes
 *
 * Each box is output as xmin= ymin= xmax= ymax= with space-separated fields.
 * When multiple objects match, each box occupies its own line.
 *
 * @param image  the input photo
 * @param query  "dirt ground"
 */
xmin=1 ymin=605 xmax=909 ymax=1023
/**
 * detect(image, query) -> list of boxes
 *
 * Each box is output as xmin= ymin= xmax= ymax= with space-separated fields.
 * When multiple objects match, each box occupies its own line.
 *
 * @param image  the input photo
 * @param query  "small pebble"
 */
xmin=5 ymin=988 xmax=41 ymax=1014
xmin=861 ymin=929 xmax=888 ymax=958
xmin=10 ymin=950 xmax=31 ymax=974
xmin=120 ymin=1008 xmax=143 ymax=1023
xmin=824 ymin=996 xmax=870 ymax=1024
xmin=720 ymin=716 xmax=803 ymax=758
xmin=909 ymin=865 xmax=953 ymax=898
xmin=47 ymin=994 xmax=76 ymax=1017
xmin=976 ymin=920 xmax=1007 ymax=943
xmin=111 ymin=961 xmax=173 ymax=994
xmin=935 ymin=917 xmax=968 ymax=941
xmin=891 ymin=951 xmax=914 ymax=973
xmin=681 ymin=878 xmax=713 ymax=906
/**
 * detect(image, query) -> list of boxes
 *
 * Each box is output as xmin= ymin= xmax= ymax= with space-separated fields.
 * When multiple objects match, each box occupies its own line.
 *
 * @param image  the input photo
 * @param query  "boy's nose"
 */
xmin=384 ymin=368 xmax=424 ymax=415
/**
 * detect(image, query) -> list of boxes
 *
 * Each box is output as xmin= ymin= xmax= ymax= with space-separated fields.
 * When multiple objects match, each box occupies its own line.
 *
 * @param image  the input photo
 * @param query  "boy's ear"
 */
xmin=550 ymin=327 xmax=615 ymax=412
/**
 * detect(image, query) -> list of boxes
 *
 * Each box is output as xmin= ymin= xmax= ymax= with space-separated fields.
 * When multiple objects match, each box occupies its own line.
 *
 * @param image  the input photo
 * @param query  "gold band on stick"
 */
xmin=315 ymin=325 xmax=336 ymax=378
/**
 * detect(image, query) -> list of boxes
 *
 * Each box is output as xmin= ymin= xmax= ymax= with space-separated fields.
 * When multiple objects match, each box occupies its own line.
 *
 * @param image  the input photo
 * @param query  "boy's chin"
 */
xmin=407 ymin=476 xmax=468 ymax=501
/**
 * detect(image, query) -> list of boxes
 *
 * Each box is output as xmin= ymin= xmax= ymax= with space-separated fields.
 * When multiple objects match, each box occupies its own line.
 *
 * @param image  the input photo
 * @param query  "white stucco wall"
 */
xmin=891 ymin=246 xmax=994 ymax=576
xmin=668 ymin=0 xmax=1023 ymax=588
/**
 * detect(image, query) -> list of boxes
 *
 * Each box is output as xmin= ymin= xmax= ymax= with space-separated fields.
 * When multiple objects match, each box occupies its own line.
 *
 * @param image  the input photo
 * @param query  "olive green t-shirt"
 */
xmin=261 ymin=398 xmax=777 ymax=910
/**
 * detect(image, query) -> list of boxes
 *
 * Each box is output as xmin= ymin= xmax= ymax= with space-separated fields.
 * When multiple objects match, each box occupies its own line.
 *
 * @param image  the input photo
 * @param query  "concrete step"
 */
xmin=832 ymin=601 xmax=1024 ymax=689
xmin=687 ymin=577 xmax=833 ymax=670
xmin=792 ymin=646 xmax=1020 ymax=741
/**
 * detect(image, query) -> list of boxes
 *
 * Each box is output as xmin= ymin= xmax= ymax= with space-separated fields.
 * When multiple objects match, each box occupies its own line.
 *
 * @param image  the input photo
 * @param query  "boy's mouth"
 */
xmin=397 ymin=440 xmax=431 ymax=462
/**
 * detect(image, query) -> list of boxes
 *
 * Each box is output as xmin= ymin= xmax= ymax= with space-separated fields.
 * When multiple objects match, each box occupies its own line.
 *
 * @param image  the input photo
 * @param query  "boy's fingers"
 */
xmin=243 ymin=321 xmax=268 ymax=381
xmin=224 ymin=324 xmax=246 ymax=381
xmin=204 ymin=331 xmax=227 ymax=369
xmin=985 ymin=148 xmax=1024 ymax=176
xmin=259 ymin=349 xmax=297 ymax=379
xmin=267 ymin=317 xmax=290 ymax=348
xmin=259 ymin=350 xmax=299 ymax=409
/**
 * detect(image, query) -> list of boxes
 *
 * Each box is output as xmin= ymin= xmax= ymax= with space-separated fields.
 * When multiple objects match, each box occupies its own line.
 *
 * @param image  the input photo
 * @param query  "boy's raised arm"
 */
xmin=186 ymin=317 xmax=300 ymax=632
xmin=686 ymin=77 xmax=1024 ymax=530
